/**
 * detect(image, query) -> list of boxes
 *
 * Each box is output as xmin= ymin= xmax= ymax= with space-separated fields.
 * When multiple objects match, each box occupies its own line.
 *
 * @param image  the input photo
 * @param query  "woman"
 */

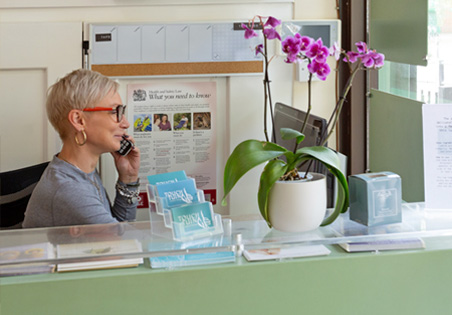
xmin=153 ymin=114 xmax=161 ymax=132
xmin=22 ymin=69 xmax=140 ymax=228
xmin=158 ymin=114 xmax=172 ymax=131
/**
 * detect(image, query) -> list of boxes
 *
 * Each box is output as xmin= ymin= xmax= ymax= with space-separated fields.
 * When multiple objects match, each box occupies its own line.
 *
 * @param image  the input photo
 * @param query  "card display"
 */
xmin=147 ymin=170 xmax=224 ymax=241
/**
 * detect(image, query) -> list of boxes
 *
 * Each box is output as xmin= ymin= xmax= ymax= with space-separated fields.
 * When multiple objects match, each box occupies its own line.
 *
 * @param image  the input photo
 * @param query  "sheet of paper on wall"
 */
xmin=422 ymin=104 xmax=452 ymax=209
xmin=127 ymin=82 xmax=218 ymax=207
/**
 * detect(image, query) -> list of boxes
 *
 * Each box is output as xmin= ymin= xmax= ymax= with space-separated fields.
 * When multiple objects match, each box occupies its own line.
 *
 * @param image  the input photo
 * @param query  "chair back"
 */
xmin=0 ymin=162 xmax=49 ymax=228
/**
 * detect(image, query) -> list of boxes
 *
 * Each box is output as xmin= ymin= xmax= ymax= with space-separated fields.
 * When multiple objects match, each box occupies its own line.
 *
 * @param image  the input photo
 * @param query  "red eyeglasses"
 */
xmin=82 ymin=105 xmax=127 ymax=123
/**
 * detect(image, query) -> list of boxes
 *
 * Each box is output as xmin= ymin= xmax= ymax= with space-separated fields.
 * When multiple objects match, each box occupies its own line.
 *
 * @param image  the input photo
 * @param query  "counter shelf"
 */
xmin=1 ymin=202 xmax=452 ymax=269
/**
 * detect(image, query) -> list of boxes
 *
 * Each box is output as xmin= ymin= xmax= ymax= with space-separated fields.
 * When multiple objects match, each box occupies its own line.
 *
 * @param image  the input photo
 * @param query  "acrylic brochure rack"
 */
xmin=146 ymin=180 xmax=224 ymax=242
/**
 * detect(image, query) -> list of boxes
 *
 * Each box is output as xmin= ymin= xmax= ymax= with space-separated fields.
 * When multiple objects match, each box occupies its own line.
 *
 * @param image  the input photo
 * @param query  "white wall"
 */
xmin=0 ymin=0 xmax=338 ymax=218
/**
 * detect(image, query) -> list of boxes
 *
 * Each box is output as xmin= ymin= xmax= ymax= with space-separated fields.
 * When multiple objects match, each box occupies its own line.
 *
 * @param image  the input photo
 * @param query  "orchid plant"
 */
xmin=222 ymin=16 xmax=384 ymax=228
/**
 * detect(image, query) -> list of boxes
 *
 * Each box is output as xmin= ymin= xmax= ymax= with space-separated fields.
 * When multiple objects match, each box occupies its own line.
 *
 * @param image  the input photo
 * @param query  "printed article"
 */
xmin=127 ymin=82 xmax=217 ymax=207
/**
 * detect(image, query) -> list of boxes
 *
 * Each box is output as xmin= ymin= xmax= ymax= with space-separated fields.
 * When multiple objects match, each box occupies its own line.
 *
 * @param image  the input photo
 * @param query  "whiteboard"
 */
xmin=90 ymin=22 xmax=263 ymax=65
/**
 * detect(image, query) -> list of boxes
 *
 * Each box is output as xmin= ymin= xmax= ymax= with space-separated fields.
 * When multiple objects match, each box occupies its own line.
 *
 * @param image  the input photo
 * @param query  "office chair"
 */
xmin=0 ymin=161 xmax=49 ymax=229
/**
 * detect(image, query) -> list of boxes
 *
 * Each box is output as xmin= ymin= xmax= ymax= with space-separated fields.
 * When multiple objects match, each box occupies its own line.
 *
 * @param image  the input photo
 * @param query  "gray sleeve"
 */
xmin=23 ymin=157 xmax=138 ymax=228
xmin=53 ymin=184 xmax=120 ymax=226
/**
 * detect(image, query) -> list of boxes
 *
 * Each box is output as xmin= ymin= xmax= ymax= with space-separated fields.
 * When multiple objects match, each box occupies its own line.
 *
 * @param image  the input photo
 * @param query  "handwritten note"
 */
xmin=422 ymin=104 xmax=452 ymax=209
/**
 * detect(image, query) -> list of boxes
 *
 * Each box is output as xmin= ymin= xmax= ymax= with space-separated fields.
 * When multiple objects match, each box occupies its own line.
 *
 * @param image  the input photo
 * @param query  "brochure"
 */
xmin=56 ymin=239 xmax=143 ymax=272
xmin=170 ymin=202 xmax=215 ymax=239
xmin=0 ymin=242 xmax=55 ymax=276
xmin=243 ymin=245 xmax=331 ymax=262
xmin=147 ymin=170 xmax=187 ymax=186
xmin=149 ymin=251 xmax=235 ymax=269
xmin=156 ymin=178 xmax=200 ymax=208
xmin=339 ymin=238 xmax=425 ymax=252
xmin=149 ymin=236 xmax=235 ymax=268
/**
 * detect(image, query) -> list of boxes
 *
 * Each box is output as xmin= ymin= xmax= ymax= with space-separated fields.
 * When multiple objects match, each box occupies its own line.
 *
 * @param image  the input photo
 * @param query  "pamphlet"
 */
xmin=147 ymin=170 xmax=187 ymax=186
xmin=0 ymin=242 xmax=55 ymax=276
xmin=338 ymin=238 xmax=425 ymax=252
xmin=149 ymin=236 xmax=235 ymax=268
xmin=155 ymin=178 xmax=200 ymax=208
xmin=170 ymin=202 xmax=214 ymax=235
xmin=149 ymin=251 xmax=235 ymax=269
xmin=56 ymin=239 xmax=143 ymax=272
xmin=243 ymin=245 xmax=331 ymax=262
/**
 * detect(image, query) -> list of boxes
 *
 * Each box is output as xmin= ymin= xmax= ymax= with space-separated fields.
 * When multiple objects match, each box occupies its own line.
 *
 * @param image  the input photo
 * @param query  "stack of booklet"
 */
xmin=149 ymin=236 xmax=235 ymax=269
xmin=0 ymin=242 xmax=55 ymax=276
xmin=243 ymin=245 xmax=331 ymax=262
xmin=338 ymin=238 xmax=425 ymax=252
xmin=56 ymin=239 xmax=143 ymax=272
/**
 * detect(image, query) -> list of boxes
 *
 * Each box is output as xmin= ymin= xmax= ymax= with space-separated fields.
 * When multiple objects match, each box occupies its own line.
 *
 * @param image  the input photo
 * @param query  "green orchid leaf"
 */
xmin=295 ymin=146 xmax=341 ymax=168
xmin=257 ymin=159 xmax=288 ymax=227
xmin=280 ymin=128 xmax=305 ymax=145
xmin=222 ymin=140 xmax=288 ymax=206
xmin=320 ymin=166 xmax=349 ymax=226
xmin=283 ymin=151 xmax=297 ymax=166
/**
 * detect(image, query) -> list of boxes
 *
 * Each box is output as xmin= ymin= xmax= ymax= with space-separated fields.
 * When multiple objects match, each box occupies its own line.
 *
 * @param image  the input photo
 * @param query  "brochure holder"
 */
xmin=146 ymin=183 xmax=205 ymax=216
xmin=146 ymin=183 xmax=224 ymax=242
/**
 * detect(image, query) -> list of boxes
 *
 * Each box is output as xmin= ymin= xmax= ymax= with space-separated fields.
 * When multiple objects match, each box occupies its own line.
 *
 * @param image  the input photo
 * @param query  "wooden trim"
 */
xmin=338 ymin=0 xmax=367 ymax=176
xmin=91 ymin=61 xmax=263 ymax=77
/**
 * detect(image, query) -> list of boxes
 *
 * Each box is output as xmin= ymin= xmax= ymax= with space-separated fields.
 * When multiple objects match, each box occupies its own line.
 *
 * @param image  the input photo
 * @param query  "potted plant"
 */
xmin=221 ymin=16 xmax=385 ymax=232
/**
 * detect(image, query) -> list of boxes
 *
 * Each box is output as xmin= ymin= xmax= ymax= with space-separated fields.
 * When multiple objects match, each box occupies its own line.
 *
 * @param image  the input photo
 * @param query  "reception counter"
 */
xmin=2 ymin=203 xmax=452 ymax=314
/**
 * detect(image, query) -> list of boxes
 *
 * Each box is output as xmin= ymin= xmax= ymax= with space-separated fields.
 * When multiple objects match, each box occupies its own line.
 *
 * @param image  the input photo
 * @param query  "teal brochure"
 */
xmin=148 ymin=236 xmax=235 ymax=269
xmin=149 ymin=251 xmax=235 ymax=269
xmin=171 ymin=202 xmax=214 ymax=237
xmin=155 ymin=178 xmax=199 ymax=208
xmin=147 ymin=170 xmax=187 ymax=186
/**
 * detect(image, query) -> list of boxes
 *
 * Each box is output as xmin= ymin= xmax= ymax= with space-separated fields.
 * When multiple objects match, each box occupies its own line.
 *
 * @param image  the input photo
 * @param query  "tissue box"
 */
xmin=349 ymin=172 xmax=402 ymax=226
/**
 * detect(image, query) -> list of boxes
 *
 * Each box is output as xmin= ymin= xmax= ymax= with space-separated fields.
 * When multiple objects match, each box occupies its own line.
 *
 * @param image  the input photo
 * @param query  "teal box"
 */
xmin=349 ymin=172 xmax=402 ymax=226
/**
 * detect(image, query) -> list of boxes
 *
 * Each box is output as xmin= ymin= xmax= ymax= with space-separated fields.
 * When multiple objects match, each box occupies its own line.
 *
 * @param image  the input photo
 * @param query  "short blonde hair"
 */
xmin=46 ymin=69 xmax=119 ymax=138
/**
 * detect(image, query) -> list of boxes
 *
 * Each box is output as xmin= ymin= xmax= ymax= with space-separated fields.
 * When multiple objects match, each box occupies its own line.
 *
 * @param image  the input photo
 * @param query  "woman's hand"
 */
xmin=111 ymin=135 xmax=140 ymax=184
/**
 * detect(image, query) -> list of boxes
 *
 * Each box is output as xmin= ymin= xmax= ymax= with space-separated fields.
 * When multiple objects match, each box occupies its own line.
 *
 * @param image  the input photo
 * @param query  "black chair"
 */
xmin=0 ymin=161 xmax=49 ymax=229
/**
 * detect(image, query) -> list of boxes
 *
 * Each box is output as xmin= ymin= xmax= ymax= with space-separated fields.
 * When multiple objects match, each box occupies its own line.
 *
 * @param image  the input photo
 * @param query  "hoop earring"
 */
xmin=75 ymin=129 xmax=87 ymax=146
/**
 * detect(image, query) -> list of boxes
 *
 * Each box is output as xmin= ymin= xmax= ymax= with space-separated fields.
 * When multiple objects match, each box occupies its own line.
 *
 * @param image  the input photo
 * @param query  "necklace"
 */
xmin=58 ymin=155 xmax=104 ymax=203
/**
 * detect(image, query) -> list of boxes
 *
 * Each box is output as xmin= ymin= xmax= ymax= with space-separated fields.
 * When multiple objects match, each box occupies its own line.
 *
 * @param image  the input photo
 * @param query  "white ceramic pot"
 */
xmin=268 ymin=172 xmax=327 ymax=233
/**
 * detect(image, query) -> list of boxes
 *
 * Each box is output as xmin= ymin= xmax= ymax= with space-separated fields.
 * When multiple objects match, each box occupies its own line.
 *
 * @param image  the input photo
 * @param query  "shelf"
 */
xmin=1 ymin=202 xmax=452 ymax=267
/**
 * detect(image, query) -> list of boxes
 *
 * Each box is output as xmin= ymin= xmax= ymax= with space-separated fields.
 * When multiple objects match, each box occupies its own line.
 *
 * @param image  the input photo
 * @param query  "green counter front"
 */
xmin=2 ymin=239 xmax=452 ymax=315
xmin=2 ymin=202 xmax=452 ymax=315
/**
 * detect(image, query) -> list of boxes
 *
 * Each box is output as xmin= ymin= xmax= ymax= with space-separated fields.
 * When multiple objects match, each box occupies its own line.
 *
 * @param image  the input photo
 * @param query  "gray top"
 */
xmin=22 ymin=155 xmax=137 ymax=228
